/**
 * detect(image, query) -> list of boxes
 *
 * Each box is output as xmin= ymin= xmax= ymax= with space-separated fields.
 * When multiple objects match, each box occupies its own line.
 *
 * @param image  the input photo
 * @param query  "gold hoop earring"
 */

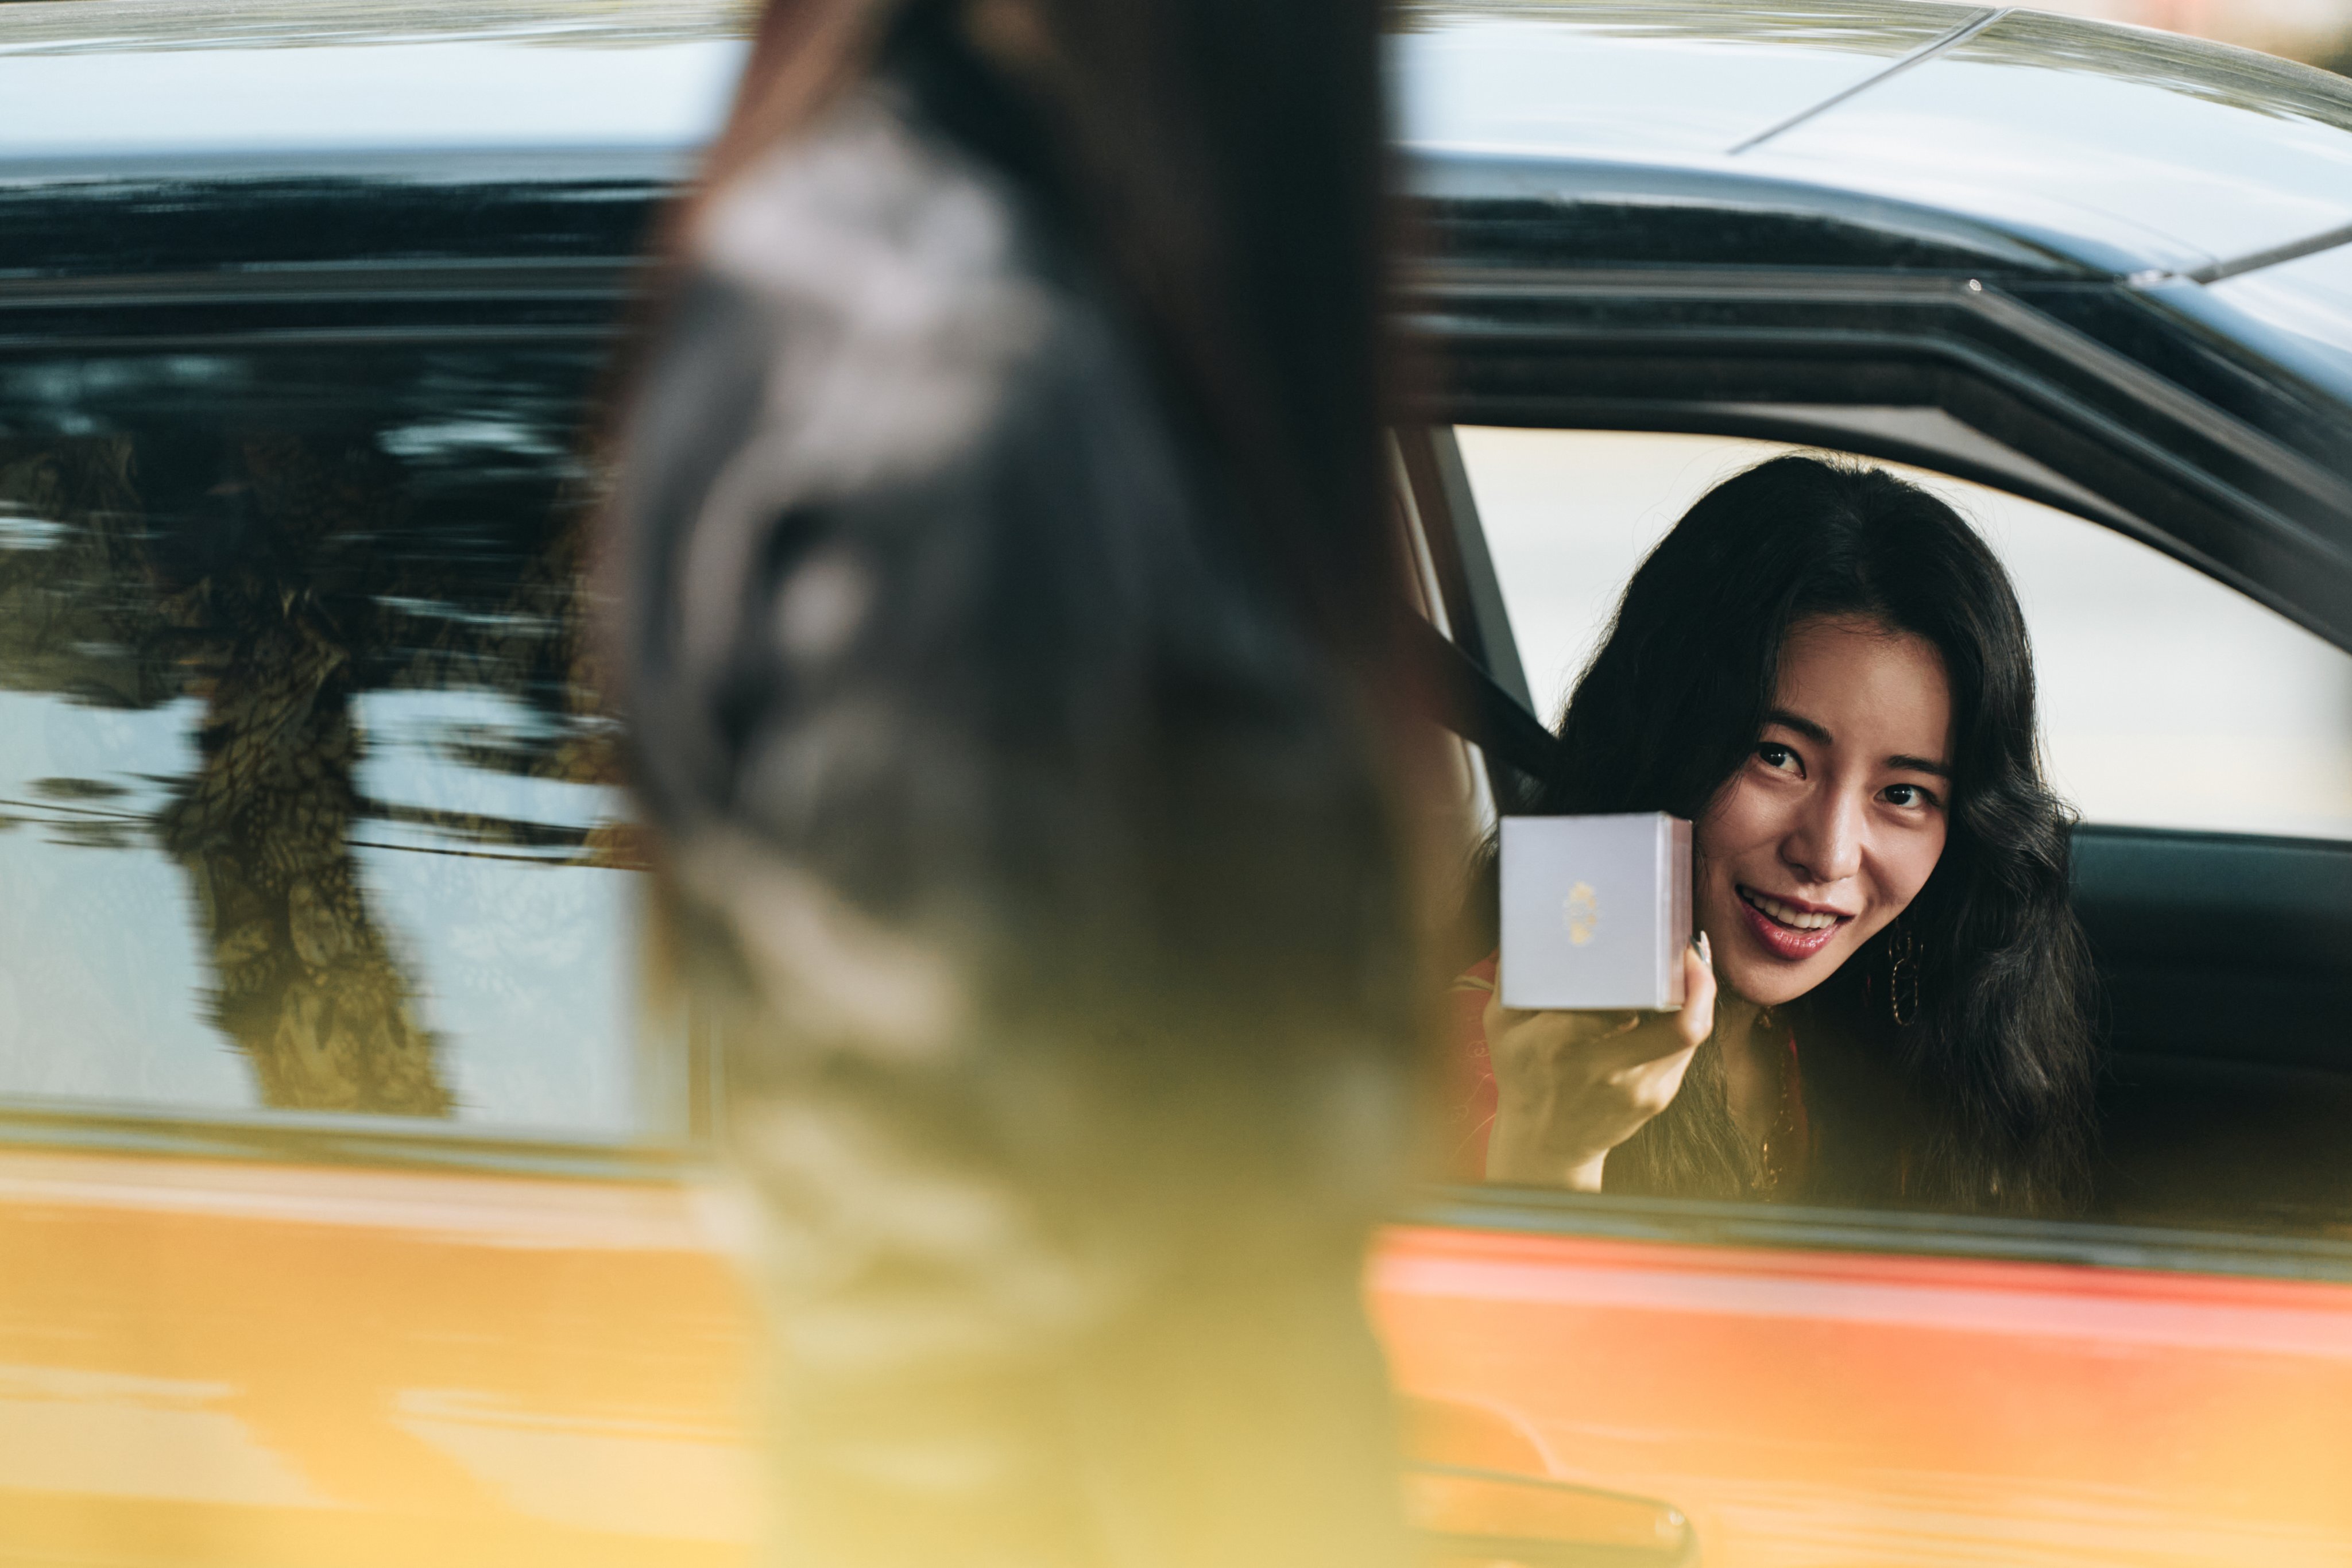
xmin=1887 ymin=922 xmax=1920 ymax=1027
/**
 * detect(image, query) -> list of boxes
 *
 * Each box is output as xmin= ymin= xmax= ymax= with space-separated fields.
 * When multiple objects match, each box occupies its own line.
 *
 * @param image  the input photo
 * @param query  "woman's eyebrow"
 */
xmin=1770 ymin=707 xmax=1949 ymax=776
xmin=1765 ymin=707 xmax=1833 ymax=745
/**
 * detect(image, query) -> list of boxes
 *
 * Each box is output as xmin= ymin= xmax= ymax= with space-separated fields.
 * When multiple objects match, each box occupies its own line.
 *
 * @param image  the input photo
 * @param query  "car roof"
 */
xmin=0 ymin=0 xmax=749 ymax=181
xmin=5 ymin=0 xmax=2346 ymax=279
xmin=2 ymin=0 xmax=2347 ymax=402
xmin=1395 ymin=2 xmax=2352 ymax=284
xmin=1395 ymin=3 xmax=2352 ymax=409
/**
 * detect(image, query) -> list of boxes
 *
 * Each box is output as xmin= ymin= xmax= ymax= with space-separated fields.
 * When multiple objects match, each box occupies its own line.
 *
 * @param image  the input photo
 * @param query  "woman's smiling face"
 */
xmin=1697 ymin=614 xmax=1955 ymax=1008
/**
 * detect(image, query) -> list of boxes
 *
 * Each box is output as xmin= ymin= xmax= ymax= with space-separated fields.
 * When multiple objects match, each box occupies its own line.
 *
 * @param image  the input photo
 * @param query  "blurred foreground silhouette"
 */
xmin=612 ymin=0 xmax=1442 ymax=1562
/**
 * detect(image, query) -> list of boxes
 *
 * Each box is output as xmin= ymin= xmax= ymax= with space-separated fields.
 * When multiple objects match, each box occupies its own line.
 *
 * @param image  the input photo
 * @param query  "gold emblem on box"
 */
xmin=1565 ymin=881 xmax=1600 ymax=946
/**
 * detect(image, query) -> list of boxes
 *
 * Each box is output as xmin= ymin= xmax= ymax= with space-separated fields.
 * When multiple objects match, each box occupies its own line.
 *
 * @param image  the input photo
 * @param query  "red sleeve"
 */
xmin=1445 ymin=953 xmax=1500 ymax=1180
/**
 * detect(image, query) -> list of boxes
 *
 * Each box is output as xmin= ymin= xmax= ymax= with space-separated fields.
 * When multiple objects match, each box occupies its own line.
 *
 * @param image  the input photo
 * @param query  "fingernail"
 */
xmin=1699 ymin=931 xmax=1713 ymax=966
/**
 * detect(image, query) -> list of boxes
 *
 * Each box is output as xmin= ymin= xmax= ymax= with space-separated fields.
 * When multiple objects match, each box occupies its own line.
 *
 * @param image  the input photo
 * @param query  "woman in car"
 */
xmin=1455 ymin=454 xmax=2098 ymax=1213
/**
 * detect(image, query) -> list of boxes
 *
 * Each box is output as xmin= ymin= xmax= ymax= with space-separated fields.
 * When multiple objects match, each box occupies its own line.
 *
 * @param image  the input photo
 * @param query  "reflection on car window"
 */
xmin=0 ymin=347 xmax=659 ymax=1137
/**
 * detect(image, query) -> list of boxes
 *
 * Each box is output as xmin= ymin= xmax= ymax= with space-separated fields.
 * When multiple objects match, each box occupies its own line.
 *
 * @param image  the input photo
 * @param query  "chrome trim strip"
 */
xmin=0 ymin=1101 xmax=705 ymax=1182
xmin=1401 ymin=1184 xmax=2352 ymax=1285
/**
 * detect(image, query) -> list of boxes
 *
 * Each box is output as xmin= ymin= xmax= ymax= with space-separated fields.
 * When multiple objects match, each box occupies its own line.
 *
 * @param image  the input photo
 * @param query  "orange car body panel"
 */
xmin=0 ymin=1151 xmax=763 ymax=1566
xmin=7 ymin=1148 xmax=2352 ymax=1566
xmin=1374 ymin=1223 xmax=2352 ymax=1566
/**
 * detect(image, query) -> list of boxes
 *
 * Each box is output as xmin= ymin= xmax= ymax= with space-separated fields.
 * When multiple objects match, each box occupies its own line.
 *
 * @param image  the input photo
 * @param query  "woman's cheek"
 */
xmin=1885 ymin=816 xmax=1950 ymax=911
xmin=1696 ymin=772 xmax=1778 ymax=856
xmin=1691 ymin=795 xmax=1748 ymax=919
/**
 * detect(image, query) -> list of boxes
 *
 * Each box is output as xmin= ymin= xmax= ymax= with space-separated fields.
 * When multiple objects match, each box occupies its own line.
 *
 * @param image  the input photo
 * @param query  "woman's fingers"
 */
xmin=1483 ymin=992 xmax=1651 ymax=1062
xmin=1479 ymin=948 xmax=1714 ymax=1187
xmin=1676 ymin=934 xmax=1719 ymax=1052
xmin=1488 ymin=932 xmax=1716 ymax=1064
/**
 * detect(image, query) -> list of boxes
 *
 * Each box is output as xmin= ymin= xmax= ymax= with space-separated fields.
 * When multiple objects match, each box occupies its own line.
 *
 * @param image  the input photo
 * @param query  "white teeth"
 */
xmin=1742 ymin=889 xmax=1840 ymax=930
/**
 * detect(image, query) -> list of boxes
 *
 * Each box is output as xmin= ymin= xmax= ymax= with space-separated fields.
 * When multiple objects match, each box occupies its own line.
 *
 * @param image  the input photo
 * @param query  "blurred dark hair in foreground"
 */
xmin=609 ymin=0 xmax=1444 ymax=1563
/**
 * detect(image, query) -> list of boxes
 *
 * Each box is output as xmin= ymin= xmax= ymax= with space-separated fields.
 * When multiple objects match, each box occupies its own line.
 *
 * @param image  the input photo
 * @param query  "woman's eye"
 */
xmin=1882 ymin=783 xmax=1940 ymax=809
xmin=1757 ymin=742 xmax=1801 ymax=775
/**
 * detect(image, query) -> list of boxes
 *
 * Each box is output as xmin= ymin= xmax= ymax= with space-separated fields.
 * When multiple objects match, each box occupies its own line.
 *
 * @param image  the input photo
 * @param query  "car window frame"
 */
xmin=1396 ymin=410 xmax=2352 ymax=1287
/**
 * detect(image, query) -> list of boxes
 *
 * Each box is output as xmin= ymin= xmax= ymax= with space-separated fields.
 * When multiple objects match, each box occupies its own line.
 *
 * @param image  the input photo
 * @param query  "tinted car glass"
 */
xmin=0 ymin=344 xmax=664 ymax=1137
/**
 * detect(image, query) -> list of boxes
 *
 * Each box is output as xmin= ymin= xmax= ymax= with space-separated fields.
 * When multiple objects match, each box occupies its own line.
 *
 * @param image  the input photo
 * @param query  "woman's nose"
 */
xmin=1784 ymin=786 xmax=1865 ymax=885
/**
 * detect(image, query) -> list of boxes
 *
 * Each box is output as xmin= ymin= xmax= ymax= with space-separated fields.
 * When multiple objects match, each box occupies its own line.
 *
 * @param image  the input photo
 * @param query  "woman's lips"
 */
xmin=1734 ymin=884 xmax=1850 ymax=961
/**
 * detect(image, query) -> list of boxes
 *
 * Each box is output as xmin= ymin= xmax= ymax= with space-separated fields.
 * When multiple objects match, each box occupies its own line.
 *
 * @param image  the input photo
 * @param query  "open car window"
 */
xmin=1446 ymin=425 xmax=2352 ymax=1240
xmin=0 ymin=345 xmax=682 ymax=1151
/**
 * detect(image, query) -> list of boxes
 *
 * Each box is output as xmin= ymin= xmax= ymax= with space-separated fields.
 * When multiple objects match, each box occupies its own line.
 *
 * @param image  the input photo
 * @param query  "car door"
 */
xmin=1375 ymin=420 xmax=2352 ymax=1567
xmin=0 ymin=274 xmax=764 ymax=1566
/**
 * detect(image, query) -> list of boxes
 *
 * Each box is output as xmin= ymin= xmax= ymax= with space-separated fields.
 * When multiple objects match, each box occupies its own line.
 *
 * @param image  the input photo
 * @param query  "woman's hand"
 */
xmin=1482 ymin=938 xmax=1718 ymax=1190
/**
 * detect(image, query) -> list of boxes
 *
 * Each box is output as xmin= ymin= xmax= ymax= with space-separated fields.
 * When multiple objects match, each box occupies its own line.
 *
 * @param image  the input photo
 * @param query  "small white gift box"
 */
xmin=1499 ymin=812 xmax=1693 ymax=1012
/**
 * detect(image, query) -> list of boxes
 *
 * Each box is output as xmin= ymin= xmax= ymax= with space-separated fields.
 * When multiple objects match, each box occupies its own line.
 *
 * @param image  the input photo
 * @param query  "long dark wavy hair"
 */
xmin=1522 ymin=454 xmax=2096 ymax=1214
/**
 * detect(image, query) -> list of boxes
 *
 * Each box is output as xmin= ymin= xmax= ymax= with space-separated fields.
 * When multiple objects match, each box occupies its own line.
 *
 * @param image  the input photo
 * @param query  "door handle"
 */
xmin=1405 ymin=1461 xmax=1695 ymax=1567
